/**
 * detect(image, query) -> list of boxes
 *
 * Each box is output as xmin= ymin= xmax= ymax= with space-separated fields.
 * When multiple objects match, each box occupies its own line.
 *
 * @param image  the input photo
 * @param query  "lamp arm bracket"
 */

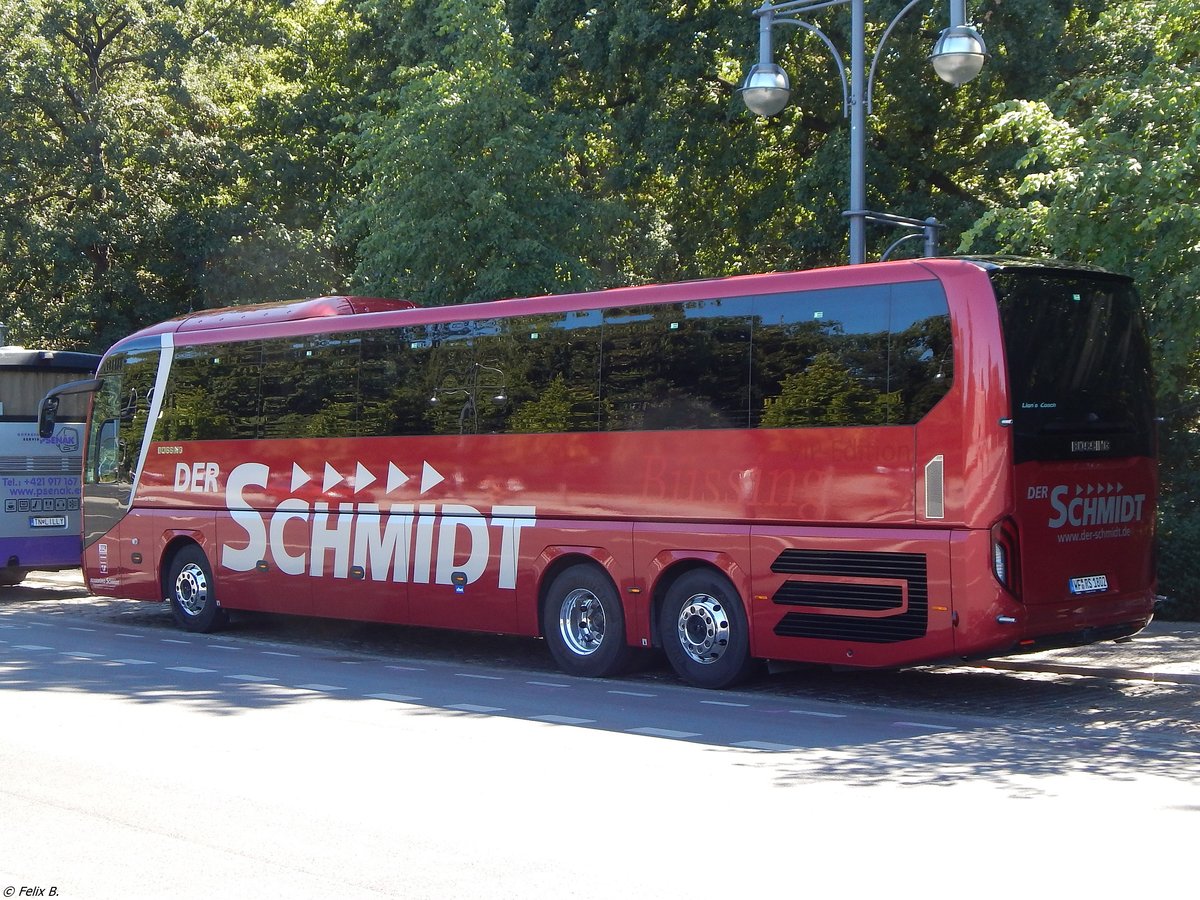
xmin=881 ymin=232 xmax=923 ymax=261
xmin=773 ymin=17 xmax=849 ymax=116
xmin=753 ymin=0 xmax=850 ymax=18
xmin=866 ymin=0 xmax=928 ymax=114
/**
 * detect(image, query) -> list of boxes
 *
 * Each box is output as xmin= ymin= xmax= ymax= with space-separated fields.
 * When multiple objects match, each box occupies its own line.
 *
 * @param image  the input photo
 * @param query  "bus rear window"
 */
xmin=992 ymin=270 xmax=1154 ymax=463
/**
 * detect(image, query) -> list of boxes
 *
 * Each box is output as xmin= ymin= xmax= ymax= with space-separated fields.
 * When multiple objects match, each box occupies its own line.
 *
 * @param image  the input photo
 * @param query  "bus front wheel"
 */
xmin=167 ymin=546 xmax=228 ymax=633
xmin=543 ymin=564 xmax=633 ymax=679
xmin=660 ymin=569 xmax=756 ymax=689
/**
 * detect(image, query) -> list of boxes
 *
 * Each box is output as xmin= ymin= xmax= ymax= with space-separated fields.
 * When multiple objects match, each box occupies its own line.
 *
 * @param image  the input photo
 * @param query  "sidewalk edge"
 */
xmin=969 ymin=659 xmax=1200 ymax=686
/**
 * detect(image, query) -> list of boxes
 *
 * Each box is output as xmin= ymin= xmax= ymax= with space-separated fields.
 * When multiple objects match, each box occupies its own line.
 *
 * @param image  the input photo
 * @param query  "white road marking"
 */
xmin=533 ymin=715 xmax=595 ymax=726
xmin=367 ymin=693 xmax=423 ymax=703
xmin=627 ymin=727 xmax=701 ymax=739
xmin=734 ymin=741 xmax=798 ymax=752
xmin=790 ymin=709 xmax=846 ymax=719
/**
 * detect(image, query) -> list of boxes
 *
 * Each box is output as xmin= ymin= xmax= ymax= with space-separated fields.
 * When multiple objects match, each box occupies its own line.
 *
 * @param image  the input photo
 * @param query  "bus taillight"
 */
xmin=990 ymin=516 xmax=1022 ymax=599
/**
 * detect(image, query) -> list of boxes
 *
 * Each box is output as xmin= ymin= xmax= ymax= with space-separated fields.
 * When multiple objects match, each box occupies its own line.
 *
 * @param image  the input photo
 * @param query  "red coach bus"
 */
xmin=39 ymin=257 xmax=1156 ymax=687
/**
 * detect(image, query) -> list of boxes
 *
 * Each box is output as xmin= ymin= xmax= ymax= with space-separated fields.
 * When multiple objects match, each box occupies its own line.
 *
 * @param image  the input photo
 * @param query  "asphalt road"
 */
xmin=2 ymin=572 xmax=1198 ymax=899
xmin=7 ymin=570 xmax=1198 ymax=738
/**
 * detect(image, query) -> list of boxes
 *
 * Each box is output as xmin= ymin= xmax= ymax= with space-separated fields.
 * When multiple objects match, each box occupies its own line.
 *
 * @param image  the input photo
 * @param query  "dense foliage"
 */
xmin=0 ymin=0 xmax=347 ymax=347
xmin=1 ymin=0 xmax=1197 ymax=613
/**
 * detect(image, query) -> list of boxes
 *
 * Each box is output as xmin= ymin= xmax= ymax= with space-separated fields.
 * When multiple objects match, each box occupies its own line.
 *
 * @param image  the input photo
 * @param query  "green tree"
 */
xmin=505 ymin=0 xmax=1094 ymax=276
xmin=962 ymin=1 xmax=1200 ymax=387
xmin=0 ymin=0 xmax=347 ymax=350
xmin=761 ymin=351 xmax=890 ymax=427
xmin=343 ymin=0 xmax=599 ymax=304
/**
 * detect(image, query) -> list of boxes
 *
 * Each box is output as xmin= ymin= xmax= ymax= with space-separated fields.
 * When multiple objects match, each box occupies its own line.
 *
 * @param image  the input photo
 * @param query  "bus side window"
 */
xmin=503 ymin=311 xmax=602 ymax=434
xmin=601 ymin=301 xmax=753 ymax=431
xmin=889 ymin=281 xmax=954 ymax=423
xmin=754 ymin=285 xmax=892 ymax=428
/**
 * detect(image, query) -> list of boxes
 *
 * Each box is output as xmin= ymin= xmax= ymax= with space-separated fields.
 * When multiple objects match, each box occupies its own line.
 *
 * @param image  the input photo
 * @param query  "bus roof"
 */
xmin=165 ymin=296 xmax=416 ymax=332
xmin=0 ymin=347 xmax=100 ymax=371
xmin=102 ymin=256 xmax=1123 ymax=353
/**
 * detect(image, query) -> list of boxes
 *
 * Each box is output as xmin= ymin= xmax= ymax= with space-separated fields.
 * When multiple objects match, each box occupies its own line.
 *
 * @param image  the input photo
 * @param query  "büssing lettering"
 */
xmin=220 ymin=463 xmax=535 ymax=589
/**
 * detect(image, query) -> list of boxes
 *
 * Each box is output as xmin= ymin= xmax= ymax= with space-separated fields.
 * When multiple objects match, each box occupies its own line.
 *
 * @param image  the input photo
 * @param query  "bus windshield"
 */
xmin=992 ymin=269 xmax=1155 ymax=464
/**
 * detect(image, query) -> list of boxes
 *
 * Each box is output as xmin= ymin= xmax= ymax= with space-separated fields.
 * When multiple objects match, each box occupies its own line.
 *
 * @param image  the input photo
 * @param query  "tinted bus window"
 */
xmin=211 ymin=343 xmax=262 ymax=440
xmin=160 ymin=343 xmax=260 ymax=441
xmin=754 ymin=286 xmax=892 ymax=428
xmin=360 ymin=328 xmax=429 ymax=438
xmin=89 ymin=348 xmax=160 ymax=485
xmin=294 ymin=335 xmax=361 ymax=438
xmin=505 ymin=311 xmax=602 ymax=434
xmin=602 ymin=300 xmax=753 ymax=431
xmin=993 ymin=270 xmax=1154 ymax=462
xmin=422 ymin=319 xmax=509 ymax=435
xmin=260 ymin=339 xmax=310 ymax=439
xmin=158 ymin=346 xmax=223 ymax=441
xmin=155 ymin=282 xmax=952 ymax=441
xmin=889 ymin=280 xmax=954 ymax=423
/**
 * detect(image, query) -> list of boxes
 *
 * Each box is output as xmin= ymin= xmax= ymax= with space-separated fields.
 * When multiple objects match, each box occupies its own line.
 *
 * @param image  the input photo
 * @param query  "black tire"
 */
xmin=166 ymin=545 xmax=228 ymax=633
xmin=660 ymin=569 xmax=756 ymax=689
xmin=543 ymin=564 xmax=634 ymax=678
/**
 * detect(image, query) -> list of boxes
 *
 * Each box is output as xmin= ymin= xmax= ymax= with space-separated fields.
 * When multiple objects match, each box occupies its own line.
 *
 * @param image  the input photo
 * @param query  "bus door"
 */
xmin=81 ymin=347 xmax=161 ymax=594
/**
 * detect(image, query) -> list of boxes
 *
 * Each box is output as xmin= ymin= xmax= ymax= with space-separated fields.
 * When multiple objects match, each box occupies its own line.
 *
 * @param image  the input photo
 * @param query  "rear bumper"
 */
xmin=956 ymin=594 xmax=1154 ymax=662
xmin=994 ymin=616 xmax=1151 ymax=659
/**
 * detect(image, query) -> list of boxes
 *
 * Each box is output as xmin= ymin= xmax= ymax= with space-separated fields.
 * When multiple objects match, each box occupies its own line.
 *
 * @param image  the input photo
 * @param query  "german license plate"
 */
xmin=30 ymin=516 xmax=67 ymax=528
xmin=1069 ymin=574 xmax=1109 ymax=595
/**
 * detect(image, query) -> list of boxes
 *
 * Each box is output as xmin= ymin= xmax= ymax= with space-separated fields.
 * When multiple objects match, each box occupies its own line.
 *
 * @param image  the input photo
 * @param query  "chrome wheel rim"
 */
xmin=558 ymin=588 xmax=606 ymax=656
xmin=676 ymin=593 xmax=729 ymax=665
xmin=174 ymin=562 xmax=209 ymax=618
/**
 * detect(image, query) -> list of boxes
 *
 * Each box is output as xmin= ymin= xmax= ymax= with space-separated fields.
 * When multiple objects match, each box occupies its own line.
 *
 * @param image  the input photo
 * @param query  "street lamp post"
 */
xmin=739 ymin=0 xmax=987 ymax=264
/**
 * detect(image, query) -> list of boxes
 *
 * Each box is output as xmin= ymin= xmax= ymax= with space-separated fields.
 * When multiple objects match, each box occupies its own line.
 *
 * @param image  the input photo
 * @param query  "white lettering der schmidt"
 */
xmin=217 ymin=462 xmax=536 ymax=589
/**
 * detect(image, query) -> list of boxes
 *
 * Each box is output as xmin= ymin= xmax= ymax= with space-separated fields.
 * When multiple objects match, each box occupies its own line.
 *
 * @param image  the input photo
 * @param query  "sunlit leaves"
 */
xmin=963 ymin=1 xmax=1200 ymax=393
xmin=0 ymin=0 xmax=346 ymax=349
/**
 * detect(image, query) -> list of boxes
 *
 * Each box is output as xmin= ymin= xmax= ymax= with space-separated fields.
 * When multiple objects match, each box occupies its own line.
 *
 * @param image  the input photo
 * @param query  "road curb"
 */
xmin=969 ymin=659 xmax=1200 ymax=687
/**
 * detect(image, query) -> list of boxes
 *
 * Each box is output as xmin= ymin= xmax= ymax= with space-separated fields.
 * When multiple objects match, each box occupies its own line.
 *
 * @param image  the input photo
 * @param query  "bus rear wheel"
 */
xmin=167 ymin=545 xmax=228 ymax=633
xmin=543 ymin=564 xmax=633 ymax=678
xmin=660 ymin=569 xmax=755 ymax=689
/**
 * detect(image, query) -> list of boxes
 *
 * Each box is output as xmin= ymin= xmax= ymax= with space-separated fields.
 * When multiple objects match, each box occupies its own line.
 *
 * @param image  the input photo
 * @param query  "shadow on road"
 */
xmin=3 ymin=572 xmax=1199 ymax=791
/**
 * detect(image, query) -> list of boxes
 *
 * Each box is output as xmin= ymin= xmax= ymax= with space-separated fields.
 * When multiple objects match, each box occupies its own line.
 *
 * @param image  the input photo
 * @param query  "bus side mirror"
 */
xmin=37 ymin=377 xmax=103 ymax=439
xmin=38 ymin=395 xmax=60 ymax=439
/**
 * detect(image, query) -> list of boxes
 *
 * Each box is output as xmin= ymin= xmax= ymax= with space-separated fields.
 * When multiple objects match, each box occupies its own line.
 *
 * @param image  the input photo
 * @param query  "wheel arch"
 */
xmin=648 ymin=553 xmax=751 ymax=652
xmin=534 ymin=548 xmax=620 ymax=639
xmin=159 ymin=534 xmax=207 ymax=600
